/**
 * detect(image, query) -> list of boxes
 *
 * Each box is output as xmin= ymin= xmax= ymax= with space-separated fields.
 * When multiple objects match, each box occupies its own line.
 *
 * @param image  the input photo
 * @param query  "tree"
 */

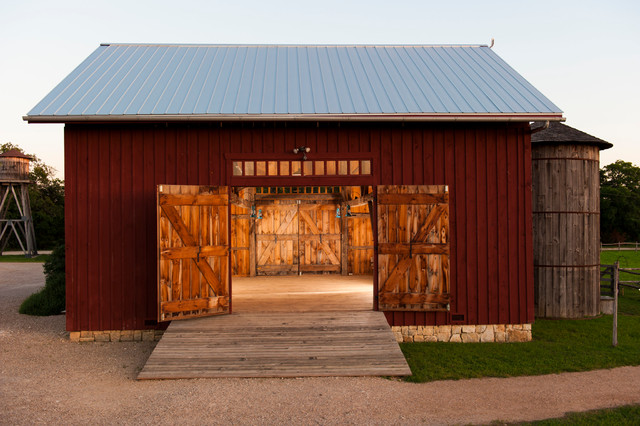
xmin=0 ymin=142 xmax=64 ymax=250
xmin=600 ymin=160 xmax=640 ymax=243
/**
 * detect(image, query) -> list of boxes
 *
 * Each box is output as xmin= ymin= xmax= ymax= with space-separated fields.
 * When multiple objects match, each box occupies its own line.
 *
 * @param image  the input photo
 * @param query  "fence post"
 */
xmin=613 ymin=260 xmax=619 ymax=347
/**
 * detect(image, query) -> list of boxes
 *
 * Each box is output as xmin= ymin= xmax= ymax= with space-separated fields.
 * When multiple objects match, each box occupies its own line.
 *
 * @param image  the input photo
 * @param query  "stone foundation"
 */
xmin=392 ymin=324 xmax=532 ymax=343
xmin=69 ymin=330 xmax=164 ymax=342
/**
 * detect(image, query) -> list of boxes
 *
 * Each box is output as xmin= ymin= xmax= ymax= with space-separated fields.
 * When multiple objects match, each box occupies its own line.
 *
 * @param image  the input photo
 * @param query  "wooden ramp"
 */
xmin=138 ymin=311 xmax=411 ymax=379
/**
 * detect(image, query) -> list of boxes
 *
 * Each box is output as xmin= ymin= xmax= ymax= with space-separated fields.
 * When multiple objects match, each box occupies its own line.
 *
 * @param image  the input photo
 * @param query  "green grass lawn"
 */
xmin=521 ymin=404 xmax=640 ymax=425
xmin=601 ymin=249 xmax=640 ymax=269
xmin=401 ymin=250 xmax=640 ymax=383
xmin=401 ymin=314 xmax=640 ymax=382
xmin=0 ymin=254 xmax=50 ymax=263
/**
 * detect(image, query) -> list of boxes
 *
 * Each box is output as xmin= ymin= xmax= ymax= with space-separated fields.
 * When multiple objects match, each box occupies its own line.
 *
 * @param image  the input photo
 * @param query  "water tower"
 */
xmin=0 ymin=149 xmax=38 ymax=257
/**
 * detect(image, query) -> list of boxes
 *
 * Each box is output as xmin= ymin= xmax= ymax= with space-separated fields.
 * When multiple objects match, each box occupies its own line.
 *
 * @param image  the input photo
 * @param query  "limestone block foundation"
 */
xmin=69 ymin=330 xmax=164 ymax=342
xmin=392 ymin=324 xmax=532 ymax=343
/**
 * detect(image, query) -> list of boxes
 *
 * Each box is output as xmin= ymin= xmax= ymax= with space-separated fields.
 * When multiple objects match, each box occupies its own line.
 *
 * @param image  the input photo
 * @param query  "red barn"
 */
xmin=25 ymin=44 xmax=563 ymax=343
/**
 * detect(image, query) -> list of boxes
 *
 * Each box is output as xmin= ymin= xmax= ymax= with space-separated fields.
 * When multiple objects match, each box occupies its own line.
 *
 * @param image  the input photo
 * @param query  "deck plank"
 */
xmin=138 ymin=311 xmax=411 ymax=379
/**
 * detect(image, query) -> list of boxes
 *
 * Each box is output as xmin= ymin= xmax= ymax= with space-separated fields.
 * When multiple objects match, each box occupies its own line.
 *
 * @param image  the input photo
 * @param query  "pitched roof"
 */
xmin=0 ymin=149 xmax=33 ymax=160
xmin=24 ymin=44 xmax=563 ymax=123
xmin=532 ymin=121 xmax=612 ymax=150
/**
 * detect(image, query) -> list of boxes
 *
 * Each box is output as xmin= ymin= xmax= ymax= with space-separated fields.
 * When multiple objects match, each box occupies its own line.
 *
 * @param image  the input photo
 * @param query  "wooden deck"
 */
xmin=138 ymin=311 xmax=411 ymax=379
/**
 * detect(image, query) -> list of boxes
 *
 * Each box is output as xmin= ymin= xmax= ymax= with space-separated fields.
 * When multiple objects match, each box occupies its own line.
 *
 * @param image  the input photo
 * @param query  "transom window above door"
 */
xmin=232 ymin=159 xmax=372 ymax=178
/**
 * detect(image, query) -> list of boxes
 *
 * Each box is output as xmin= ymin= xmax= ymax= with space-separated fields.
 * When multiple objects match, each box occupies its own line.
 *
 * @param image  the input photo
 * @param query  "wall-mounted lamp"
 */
xmin=293 ymin=146 xmax=311 ymax=161
xmin=250 ymin=206 xmax=263 ymax=220
xmin=336 ymin=206 xmax=353 ymax=219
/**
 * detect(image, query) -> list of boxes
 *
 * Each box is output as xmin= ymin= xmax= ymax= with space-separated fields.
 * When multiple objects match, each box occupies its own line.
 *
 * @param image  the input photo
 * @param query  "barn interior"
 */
xmin=229 ymin=186 xmax=375 ymax=312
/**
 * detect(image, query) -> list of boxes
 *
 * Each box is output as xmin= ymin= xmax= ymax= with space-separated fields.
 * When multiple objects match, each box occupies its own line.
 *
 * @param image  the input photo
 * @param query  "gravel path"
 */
xmin=2 ymin=263 xmax=640 ymax=425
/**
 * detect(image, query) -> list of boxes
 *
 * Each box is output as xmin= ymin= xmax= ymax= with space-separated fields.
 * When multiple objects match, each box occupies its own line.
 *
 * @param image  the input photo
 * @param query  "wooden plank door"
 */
xmin=299 ymin=204 xmax=341 ymax=273
xmin=346 ymin=187 xmax=375 ymax=275
xmin=158 ymin=185 xmax=230 ymax=321
xmin=230 ymin=188 xmax=253 ymax=276
xmin=255 ymin=202 xmax=299 ymax=275
xmin=377 ymin=185 xmax=450 ymax=311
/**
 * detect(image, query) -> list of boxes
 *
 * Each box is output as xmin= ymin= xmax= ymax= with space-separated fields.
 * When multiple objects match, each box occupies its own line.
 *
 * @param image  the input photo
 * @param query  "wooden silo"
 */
xmin=532 ymin=122 xmax=612 ymax=318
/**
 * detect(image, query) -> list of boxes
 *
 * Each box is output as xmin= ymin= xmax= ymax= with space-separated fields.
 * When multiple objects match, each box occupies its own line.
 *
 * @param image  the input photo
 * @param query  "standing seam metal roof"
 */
xmin=25 ymin=44 xmax=563 ymax=122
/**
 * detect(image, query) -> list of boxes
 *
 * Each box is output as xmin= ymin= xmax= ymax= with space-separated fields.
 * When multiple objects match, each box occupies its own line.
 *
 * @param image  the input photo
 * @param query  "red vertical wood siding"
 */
xmin=64 ymin=121 xmax=533 ymax=331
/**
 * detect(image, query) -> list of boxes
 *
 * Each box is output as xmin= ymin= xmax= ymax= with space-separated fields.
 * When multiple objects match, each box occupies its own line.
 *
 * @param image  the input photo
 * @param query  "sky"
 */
xmin=1 ymin=0 xmax=638 ymax=178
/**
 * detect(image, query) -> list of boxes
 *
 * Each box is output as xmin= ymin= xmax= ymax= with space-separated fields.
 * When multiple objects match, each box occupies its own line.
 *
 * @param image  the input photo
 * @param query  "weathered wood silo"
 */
xmin=532 ymin=122 xmax=612 ymax=318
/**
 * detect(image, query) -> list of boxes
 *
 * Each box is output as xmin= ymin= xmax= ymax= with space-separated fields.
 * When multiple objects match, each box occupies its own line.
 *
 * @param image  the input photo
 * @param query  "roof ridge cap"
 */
xmin=100 ymin=43 xmax=490 ymax=48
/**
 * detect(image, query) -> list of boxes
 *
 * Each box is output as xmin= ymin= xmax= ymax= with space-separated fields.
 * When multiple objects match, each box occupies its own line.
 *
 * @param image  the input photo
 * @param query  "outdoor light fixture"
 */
xmin=336 ymin=206 xmax=354 ymax=218
xmin=293 ymin=146 xmax=311 ymax=161
xmin=336 ymin=206 xmax=354 ymax=219
xmin=250 ymin=206 xmax=263 ymax=220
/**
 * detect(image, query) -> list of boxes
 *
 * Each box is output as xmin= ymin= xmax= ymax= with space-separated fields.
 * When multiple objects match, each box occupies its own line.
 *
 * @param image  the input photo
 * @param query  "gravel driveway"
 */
xmin=2 ymin=263 xmax=640 ymax=425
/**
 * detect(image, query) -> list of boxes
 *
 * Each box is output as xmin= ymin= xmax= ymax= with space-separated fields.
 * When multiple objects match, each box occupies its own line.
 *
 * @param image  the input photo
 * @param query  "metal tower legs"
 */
xmin=0 ymin=183 xmax=38 ymax=257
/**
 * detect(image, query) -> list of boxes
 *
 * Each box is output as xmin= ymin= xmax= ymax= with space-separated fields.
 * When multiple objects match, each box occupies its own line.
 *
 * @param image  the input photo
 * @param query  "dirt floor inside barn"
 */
xmin=2 ymin=263 xmax=640 ymax=425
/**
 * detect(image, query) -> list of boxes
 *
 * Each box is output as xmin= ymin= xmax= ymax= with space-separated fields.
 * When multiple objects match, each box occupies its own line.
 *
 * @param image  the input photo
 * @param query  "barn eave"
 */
xmin=23 ymin=112 xmax=564 ymax=124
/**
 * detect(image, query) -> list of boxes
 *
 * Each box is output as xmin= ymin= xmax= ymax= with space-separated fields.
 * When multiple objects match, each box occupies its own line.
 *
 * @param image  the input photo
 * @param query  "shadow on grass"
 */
xmin=517 ymin=404 xmax=640 ymax=425
xmin=401 ymin=313 xmax=640 ymax=383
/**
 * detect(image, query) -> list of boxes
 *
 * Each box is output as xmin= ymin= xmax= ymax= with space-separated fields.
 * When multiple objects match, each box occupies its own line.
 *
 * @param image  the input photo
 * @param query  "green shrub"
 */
xmin=19 ymin=244 xmax=65 ymax=316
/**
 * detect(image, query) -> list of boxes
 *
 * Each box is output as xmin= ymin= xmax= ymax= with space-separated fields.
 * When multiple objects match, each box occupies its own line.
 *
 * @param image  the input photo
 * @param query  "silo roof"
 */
xmin=0 ymin=149 xmax=33 ymax=160
xmin=531 ymin=122 xmax=612 ymax=150
xmin=25 ymin=43 xmax=563 ymax=123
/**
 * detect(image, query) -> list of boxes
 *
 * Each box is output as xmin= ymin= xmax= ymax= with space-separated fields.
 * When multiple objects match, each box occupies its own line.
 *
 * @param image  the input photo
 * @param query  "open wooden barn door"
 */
xmin=157 ymin=185 xmax=230 ymax=321
xmin=377 ymin=185 xmax=450 ymax=311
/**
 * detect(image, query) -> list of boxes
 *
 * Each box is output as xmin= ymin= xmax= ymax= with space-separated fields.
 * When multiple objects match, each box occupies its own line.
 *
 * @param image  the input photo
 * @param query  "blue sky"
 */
xmin=1 ymin=0 xmax=638 ymax=177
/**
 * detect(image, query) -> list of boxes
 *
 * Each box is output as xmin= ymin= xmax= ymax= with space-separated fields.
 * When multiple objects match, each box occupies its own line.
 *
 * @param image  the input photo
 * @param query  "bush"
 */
xmin=19 ymin=244 xmax=65 ymax=316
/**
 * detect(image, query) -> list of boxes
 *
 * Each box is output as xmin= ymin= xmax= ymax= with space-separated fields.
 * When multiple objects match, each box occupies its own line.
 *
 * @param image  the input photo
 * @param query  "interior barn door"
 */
xmin=377 ymin=185 xmax=450 ymax=311
xmin=157 ymin=185 xmax=230 ymax=321
xmin=298 ymin=204 xmax=342 ymax=273
xmin=255 ymin=203 xmax=299 ymax=275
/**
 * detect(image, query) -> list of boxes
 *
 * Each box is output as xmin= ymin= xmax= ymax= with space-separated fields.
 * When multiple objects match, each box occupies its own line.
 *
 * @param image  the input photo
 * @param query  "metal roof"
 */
xmin=25 ymin=44 xmax=563 ymax=123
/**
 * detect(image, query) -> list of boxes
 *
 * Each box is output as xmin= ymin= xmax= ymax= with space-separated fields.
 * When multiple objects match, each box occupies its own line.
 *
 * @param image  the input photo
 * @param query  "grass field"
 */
xmin=601 ymin=249 xmax=640 ymax=274
xmin=523 ymin=404 xmax=640 ymax=425
xmin=0 ymin=254 xmax=50 ymax=263
xmin=401 ymin=250 xmax=640 ymax=383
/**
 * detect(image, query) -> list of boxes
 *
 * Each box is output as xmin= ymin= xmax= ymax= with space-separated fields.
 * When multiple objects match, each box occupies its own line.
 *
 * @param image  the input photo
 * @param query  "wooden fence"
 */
xmin=601 ymin=242 xmax=640 ymax=251
xmin=601 ymin=263 xmax=640 ymax=296
xmin=600 ymin=261 xmax=640 ymax=346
